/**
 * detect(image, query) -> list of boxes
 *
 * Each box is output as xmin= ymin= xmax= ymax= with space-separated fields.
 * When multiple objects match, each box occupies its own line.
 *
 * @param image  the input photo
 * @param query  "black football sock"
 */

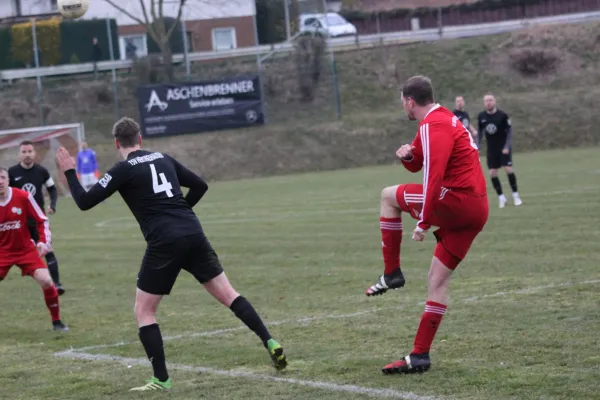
xmin=230 ymin=296 xmax=272 ymax=347
xmin=491 ymin=177 xmax=503 ymax=196
xmin=507 ymin=173 xmax=518 ymax=193
xmin=138 ymin=323 xmax=169 ymax=382
xmin=45 ymin=252 xmax=60 ymax=285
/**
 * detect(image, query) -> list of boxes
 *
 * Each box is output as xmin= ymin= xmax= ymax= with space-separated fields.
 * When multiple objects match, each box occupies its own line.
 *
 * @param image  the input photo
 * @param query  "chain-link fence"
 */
xmin=0 ymin=0 xmax=599 ymax=142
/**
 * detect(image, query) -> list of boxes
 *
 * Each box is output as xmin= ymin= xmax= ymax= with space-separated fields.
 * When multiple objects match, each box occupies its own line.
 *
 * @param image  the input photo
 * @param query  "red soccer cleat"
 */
xmin=382 ymin=353 xmax=431 ymax=374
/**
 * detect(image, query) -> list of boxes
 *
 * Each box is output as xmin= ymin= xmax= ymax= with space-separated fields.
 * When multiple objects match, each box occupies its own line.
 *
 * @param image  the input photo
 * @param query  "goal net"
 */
xmin=0 ymin=123 xmax=84 ymax=198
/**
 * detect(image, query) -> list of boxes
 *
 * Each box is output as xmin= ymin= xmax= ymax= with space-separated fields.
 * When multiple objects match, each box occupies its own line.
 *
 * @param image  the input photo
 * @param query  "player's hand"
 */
xmin=36 ymin=242 xmax=48 ymax=257
xmin=396 ymin=145 xmax=416 ymax=160
xmin=502 ymin=148 xmax=509 ymax=155
xmin=56 ymin=147 xmax=76 ymax=173
xmin=47 ymin=206 xmax=55 ymax=215
xmin=412 ymin=227 xmax=426 ymax=242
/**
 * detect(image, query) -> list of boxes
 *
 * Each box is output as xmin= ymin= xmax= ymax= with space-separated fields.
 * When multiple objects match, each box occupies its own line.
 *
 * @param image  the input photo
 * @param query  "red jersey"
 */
xmin=0 ymin=187 xmax=50 ymax=258
xmin=401 ymin=104 xmax=487 ymax=231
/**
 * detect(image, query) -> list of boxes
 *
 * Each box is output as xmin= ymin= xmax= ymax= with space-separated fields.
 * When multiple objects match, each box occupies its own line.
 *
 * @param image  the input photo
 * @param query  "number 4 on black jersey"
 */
xmin=64 ymin=150 xmax=208 ymax=246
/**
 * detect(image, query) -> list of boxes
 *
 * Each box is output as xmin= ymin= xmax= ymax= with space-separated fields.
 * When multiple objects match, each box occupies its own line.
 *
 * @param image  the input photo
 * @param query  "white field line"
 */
xmin=94 ymin=186 xmax=600 ymax=229
xmin=53 ymin=351 xmax=438 ymax=400
xmin=63 ymin=279 xmax=600 ymax=353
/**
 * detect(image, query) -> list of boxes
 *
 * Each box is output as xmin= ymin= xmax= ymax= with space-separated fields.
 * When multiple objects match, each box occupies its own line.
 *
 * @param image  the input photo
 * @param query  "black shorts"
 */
xmin=487 ymin=148 xmax=512 ymax=169
xmin=137 ymin=233 xmax=224 ymax=295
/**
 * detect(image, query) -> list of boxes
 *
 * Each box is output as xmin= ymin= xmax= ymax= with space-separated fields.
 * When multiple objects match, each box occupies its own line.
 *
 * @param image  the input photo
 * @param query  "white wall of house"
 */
xmin=84 ymin=0 xmax=255 ymax=25
xmin=0 ymin=1 xmax=255 ymax=23
xmin=0 ymin=0 xmax=58 ymax=18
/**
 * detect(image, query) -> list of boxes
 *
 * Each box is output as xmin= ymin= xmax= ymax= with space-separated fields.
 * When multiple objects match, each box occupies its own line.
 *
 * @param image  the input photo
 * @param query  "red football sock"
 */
xmin=412 ymin=301 xmax=447 ymax=354
xmin=43 ymin=285 xmax=60 ymax=322
xmin=380 ymin=217 xmax=403 ymax=275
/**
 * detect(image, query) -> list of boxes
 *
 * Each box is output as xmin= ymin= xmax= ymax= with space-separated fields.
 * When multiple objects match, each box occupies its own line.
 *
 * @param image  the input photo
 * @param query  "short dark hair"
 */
xmin=112 ymin=117 xmax=141 ymax=148
xmin=19 ymin=140 xmax=34 ymax=148
xmin=401 ymin=75 xmax=435 ymax=106
xmin=0 ymin=166 xmax=7 ymax=175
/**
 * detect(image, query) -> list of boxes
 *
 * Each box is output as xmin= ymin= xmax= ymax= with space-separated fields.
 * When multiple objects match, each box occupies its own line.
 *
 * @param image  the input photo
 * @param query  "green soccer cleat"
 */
xmin=267 ymin=339 xmax=288 ymax=370
xmin=129 ymin=376 xmax=173 ymax=391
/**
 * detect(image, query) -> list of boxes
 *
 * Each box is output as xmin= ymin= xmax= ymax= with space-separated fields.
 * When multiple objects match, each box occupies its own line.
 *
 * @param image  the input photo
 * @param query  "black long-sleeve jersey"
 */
xmin=477 ymin=109 xmax=513 ymax=151
xmin=9 ymin=163 xmax=58 ymax=211
xmin=64 ymin=149 xmax=209 ymax=246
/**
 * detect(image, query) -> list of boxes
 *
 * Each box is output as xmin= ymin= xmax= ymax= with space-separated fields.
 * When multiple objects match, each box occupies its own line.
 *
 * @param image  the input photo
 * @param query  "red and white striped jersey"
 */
xmin=401 ymin=104 xmax=487 ymax=231
xmin=0 ymin=187 xmax=50 ymax=258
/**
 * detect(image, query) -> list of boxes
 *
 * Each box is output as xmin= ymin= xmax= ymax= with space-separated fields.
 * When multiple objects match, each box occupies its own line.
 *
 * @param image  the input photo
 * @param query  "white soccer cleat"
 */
xmin=498 ymin=195 xmax=507 ymax=209
xmin=513 ymin=193 xmax=523 ymax=206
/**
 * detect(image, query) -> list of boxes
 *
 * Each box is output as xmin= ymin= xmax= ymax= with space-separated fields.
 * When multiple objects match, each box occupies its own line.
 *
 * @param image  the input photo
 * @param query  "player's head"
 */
xmin=400 ymin=75 xmax=435 ymax=121
xmin=112 ymin=117 xmax=142 ymax=150
xmin=81 ymin=141 xmax=88 ymax=150
xmin=0 ymin=167 xmax=8 ymax=197
xmin=484 ymin=93 xmax=496 ymax=112
xmin=455 ymin=96 xmax=465 ymax=111
xmin=19 ymin=140 xmax=36 ymax=167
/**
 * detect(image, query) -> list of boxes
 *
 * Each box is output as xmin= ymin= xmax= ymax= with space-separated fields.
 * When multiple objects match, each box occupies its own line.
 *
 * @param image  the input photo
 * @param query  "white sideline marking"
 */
xmin=54 ymin=351 xmax=437 ymax=400
xmin=65 ymin=279 xmax=600 ymax=353
xmin=94 ymin=186 xmax=600 ymax=229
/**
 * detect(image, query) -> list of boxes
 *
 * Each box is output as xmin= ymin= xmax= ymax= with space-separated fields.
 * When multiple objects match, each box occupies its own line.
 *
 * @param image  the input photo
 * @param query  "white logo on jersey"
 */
xmin=11 ymin=207 xmax=22 ymax=215
xmin=0 ymin=221 xmax=21 ymax=232
xmin=485 ymin=124 xmax=498 ymax=135
xmin=22 ymin=182 xmax=36 ymax=196
xmin=99 ymin=173 xmax=112 ymax=188
xmin=145 ymin=91 xmax=169 ymax=113
xmin=14 ymin=176 xmax=22 ymax=181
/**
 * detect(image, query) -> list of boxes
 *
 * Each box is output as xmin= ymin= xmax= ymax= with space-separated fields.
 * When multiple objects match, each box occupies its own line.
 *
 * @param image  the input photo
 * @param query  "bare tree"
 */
xmin=102 ymin=0 xmax=189 ymax=82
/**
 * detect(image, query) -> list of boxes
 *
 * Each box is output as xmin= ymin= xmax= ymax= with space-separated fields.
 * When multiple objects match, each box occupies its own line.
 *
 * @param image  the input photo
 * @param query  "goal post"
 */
xmin=0 ymin=123 xmax=85 ymax=198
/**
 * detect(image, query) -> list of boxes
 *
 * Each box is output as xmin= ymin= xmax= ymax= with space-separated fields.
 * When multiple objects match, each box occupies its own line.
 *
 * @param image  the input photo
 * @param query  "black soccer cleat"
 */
xmin=366 ymin=268 xmax=405 ymax=296
xmin=382 ymin=353 xmax=431 ymax=374
xmin=52 ymin=320 xmax=69 ymax=332
xmin=55 ymin=284 xmax=65 ymax=296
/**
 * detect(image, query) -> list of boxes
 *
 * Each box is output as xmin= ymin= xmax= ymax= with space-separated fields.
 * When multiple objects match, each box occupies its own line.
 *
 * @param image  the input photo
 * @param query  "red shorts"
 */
xmin=0 ymin=250 xmax=47 ymax=280
xmin=396 ymin=184 xmax=489 ymax=270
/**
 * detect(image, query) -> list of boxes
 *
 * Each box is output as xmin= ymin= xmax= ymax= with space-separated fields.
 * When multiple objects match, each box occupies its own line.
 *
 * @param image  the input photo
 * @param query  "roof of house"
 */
xmin=348 ymin=0 xmax=479 ymax=12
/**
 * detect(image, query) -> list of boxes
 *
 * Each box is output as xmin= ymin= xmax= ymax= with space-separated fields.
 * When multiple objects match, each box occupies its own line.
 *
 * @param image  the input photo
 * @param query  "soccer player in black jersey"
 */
xmin=9 ymin=140 xmax=65 ymax=294
xmin=56 ymin=117 xmax=288 ymax=391
xmin=477 ymin=94 xmax=522 ymax=208
xmin=452 ymin=96 xmax=477 ymax=139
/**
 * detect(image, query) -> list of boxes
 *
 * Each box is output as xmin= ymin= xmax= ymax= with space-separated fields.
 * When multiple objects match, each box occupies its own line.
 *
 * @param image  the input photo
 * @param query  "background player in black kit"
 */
xmin=56 ymin=117 xmax=287 ymax=392
xmin=453 ymin=96 xmax=477 ymax=139
xmin=477 ymin=94 xmax=523 ymax=208
xmin=9 ymin=140 xmax=65 ymax=294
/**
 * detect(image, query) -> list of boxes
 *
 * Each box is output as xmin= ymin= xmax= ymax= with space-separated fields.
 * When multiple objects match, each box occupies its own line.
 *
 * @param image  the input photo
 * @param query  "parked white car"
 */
xmin=299 ymin=13 xmax=357 ymax=37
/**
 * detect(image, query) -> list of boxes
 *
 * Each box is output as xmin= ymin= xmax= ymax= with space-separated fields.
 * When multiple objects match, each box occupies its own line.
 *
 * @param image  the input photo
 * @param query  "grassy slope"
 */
xmin=1 ymin=147 xmax=599 ymax=399
xmin=2 ymin=21 xmax=599 ymax=180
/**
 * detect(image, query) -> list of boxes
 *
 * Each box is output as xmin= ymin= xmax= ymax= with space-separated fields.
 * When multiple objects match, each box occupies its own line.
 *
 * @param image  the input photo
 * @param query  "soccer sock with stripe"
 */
xmin=45 ymin=252 xmax=60 ymax=285
xmin=138 ymin=323 xmax=169 ymax=382
xmin=507 ymin=172 xmax=518 ymax=193
xmin=491 ymin=176 xmax=503 ymax=196
xmin=43 ymin=285 xmax=60 ymax=322
xmin=412 ymin=301 xmax=447 ymax=354
xmin=380 ymin=217 xmax=403 ymax=275
xmin=230 ymin=296 xmax=272 ymax=348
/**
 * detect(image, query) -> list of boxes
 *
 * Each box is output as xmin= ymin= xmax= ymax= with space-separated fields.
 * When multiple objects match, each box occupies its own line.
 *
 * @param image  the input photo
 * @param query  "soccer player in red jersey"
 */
xmin=0 ymin=167 xmax=68 ymax=331
xmin=365 ymin=76 xmax=489 ymax=373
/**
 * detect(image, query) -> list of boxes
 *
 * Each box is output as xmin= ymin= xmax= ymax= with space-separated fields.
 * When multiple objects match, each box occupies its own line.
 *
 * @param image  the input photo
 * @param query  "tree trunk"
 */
xmin=162 ymin=41 xmax=174 ymax=83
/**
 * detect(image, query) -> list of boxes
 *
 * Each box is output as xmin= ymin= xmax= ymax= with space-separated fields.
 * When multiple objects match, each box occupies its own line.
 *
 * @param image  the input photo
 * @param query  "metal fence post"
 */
xmin=31 ymin=19 xmax=45 ymax=126
xmin=106 ymin=19 xmax=120 ymax=120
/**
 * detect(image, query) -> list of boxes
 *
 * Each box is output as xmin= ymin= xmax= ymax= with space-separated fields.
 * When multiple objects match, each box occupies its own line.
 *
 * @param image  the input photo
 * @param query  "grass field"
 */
xmin=1 ymin=147 xmax=600 ymax=400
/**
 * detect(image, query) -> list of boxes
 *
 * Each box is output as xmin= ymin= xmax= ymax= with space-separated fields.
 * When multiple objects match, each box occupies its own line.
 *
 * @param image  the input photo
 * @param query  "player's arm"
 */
xmin=400 ymin=136 xmax=424 ymax=173
xmin=417 ymin=121 xmax=453 ymax=232
xmin=24 ymin=191 xmax=51 ymax=246
xmin=64 ymin=164 xmax=123 ymax=210
xmin=476 ymin=115 xmax=484 ymax=148
xmin=503 ymin=114 xmax=512 ymax=150
xmin=42 ymin=168 xmax=58 ymax=212
xmin=168 ymin=155 xmax=208 ymax=208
